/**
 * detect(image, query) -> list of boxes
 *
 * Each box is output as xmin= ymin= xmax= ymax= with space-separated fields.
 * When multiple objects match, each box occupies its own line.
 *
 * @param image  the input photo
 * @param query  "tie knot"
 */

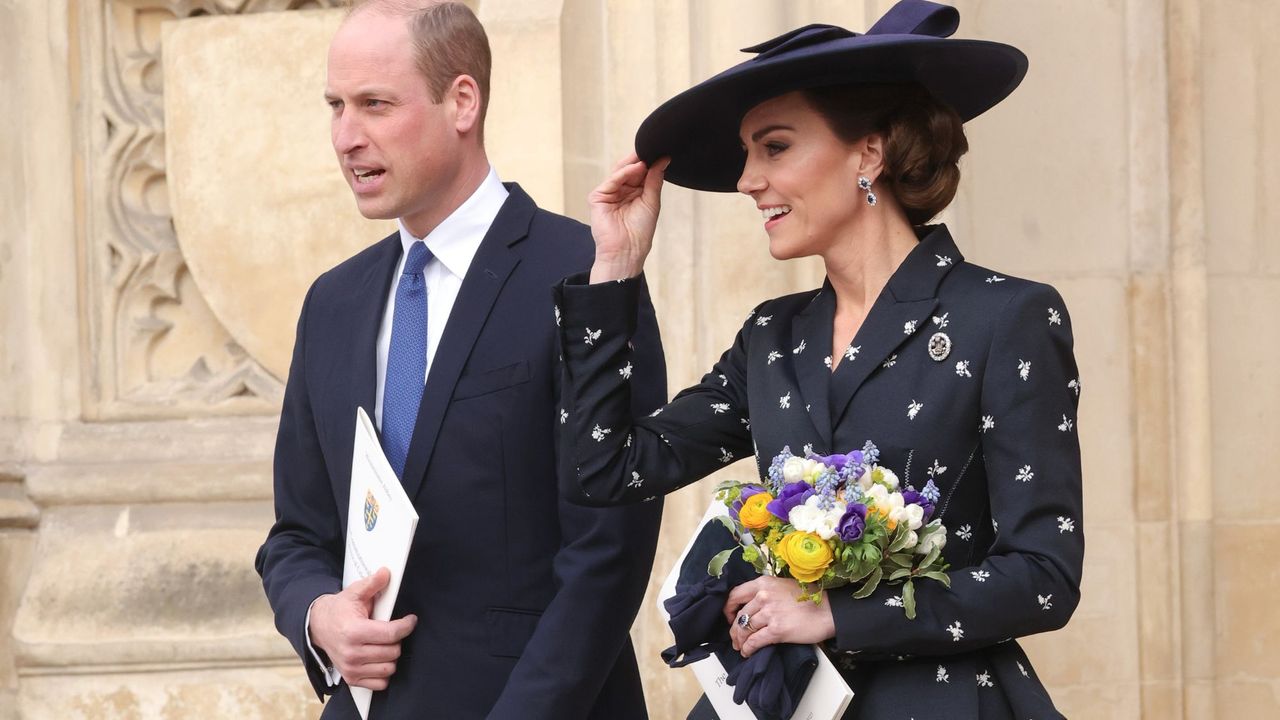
xmin=402 ymin=241 xmax=432 ymax=276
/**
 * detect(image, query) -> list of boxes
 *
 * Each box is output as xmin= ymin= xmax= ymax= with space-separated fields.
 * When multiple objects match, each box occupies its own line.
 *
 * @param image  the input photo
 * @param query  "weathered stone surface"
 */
xmin=17 ymin=666 xmax=319 ymax=720
xmin=1209 ymin=277 xmax=1280 ymax=521
xmin=163 ymin=10 xmax=397 ymax=383
xmin=0 ymin=481 xmax=38 ymax=529
xmin=1 ymin=531 xmax=35 ymax=719
xmin=12 ymin=503 xmax=284 ymax=669
xmin=478 ymin=0 xmax=565 ymax=213
xmin=1213 ymin=522 xmax=1280 ymax=679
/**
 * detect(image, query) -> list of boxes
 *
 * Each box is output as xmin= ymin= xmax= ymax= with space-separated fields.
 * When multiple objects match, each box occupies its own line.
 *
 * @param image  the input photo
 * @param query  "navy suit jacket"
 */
xmin=255 ymin=184 xmax=667 ymax=720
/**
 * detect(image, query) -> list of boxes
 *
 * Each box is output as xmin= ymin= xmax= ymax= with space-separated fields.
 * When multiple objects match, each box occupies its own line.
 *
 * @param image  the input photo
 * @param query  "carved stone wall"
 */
xmin=2 ymin=0 xmax=1278 ymax=718
xmin=80 ymin=2 xmax=353 ymax=421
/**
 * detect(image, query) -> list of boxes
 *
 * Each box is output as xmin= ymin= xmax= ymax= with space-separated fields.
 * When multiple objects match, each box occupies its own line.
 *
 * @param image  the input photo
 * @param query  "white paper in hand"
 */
xmin=344 ymin=407 xmax=420 ymax=719
xmin=657 ymin=501 xmax=853 ymax=720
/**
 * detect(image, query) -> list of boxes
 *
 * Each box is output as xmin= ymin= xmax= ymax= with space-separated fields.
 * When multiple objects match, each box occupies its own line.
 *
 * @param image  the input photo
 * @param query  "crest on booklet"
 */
xmin=363 ymin=490 xmax=380 ymax=532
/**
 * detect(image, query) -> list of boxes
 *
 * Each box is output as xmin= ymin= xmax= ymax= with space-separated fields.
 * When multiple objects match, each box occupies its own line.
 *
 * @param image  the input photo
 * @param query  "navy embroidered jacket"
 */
xmin=554 ymin=224 xmax=1083 ymax=719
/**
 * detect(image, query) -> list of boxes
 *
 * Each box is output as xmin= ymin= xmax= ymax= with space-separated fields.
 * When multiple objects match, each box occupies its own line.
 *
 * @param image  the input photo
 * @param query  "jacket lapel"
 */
xmin=829 ymin=225 xmax=962 ymax=429
xmin=790 ymin=286 xmax=834 ymax=450
xmin=398 ymin=184 xmax=533 ymax=500
xmin=350 ymin=232 xmax=403 ymax=428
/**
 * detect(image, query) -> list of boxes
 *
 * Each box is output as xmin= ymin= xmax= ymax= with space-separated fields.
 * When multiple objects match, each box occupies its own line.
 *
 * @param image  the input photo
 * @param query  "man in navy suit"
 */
xmin=254 ymin=2 xmax=666 ymax=717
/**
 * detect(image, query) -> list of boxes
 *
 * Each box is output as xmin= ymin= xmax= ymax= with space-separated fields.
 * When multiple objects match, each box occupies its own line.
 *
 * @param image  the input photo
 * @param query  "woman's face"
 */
xmin=736 ymin=91 xmax=866 ymax=260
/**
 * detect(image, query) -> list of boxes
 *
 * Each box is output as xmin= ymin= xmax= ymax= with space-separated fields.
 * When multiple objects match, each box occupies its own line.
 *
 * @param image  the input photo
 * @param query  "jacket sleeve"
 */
xmin=827 ymin=282 xmax=1084 ymax=657
xmin=254 ymin=281 xmax=345 ymax=699
xmin=553 ymin=273 xmax=758 ymax=507
xmin=486 ymin=276 xmax=667 ymax=720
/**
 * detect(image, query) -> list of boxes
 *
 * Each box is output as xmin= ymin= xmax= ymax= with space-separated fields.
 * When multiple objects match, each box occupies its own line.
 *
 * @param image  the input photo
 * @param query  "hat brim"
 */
xmin=635 ymin=35 xmax=1028 ymax=192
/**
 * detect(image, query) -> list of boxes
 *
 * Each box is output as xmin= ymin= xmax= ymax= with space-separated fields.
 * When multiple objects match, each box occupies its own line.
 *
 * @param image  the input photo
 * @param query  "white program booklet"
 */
xmin=343 ymin=407 xmax=420 ymax=720
xmin=657 ymin=501 xmax=854 ymax=720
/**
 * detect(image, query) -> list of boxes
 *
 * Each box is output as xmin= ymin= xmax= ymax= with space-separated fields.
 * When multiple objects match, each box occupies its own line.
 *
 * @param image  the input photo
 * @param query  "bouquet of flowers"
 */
xmin=711 ymin=442 xmax=950 ymax=618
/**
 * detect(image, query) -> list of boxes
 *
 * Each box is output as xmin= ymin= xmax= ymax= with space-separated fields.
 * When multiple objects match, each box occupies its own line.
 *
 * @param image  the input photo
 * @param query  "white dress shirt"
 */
xmin=307 ymin=166 xmax=509 ymax=686
xmin=376 ymin=167 xmax=510 ymax=429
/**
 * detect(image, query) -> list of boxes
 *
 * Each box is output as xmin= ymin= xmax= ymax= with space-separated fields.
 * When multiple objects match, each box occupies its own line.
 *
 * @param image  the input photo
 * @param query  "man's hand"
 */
xmin=309 ymin=567 xmax=418 ymax=690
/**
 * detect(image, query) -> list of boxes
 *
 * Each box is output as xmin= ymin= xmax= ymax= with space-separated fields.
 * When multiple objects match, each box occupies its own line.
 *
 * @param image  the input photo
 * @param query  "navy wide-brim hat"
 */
xmin=635 ymin=0 xmax=1028 ymax=192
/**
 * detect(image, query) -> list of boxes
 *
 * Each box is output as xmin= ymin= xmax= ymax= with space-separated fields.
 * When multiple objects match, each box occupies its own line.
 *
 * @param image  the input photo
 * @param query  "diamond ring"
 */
xmin=737 ymin=612 xmax=754 ymax=632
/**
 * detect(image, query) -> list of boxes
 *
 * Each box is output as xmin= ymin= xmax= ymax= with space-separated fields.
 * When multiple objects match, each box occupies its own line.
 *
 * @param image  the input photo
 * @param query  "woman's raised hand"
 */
xmin=588 ymin=153 xmax=669 ymax=283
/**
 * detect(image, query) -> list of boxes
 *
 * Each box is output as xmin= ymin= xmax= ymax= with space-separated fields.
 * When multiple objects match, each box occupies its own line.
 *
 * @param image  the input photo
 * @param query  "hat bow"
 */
xmin=743 ymin=0 xmax=960 ymax=62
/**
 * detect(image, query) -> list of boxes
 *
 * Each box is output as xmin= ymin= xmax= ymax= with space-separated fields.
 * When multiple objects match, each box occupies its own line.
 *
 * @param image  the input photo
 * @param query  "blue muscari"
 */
xmin=766 ymin=446 xmax=794 ymax=495
xmin=861 ymin=440 xmax=880 ymax=465
xmin=815 ymin=469 xmax=839 ymax=511
xmin=921 ymin=479 xmax=941 ymax=503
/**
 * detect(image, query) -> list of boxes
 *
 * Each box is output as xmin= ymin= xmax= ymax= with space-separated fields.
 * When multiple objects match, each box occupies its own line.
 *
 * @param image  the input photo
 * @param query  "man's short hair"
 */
xmin=346 ymin=1 xmax=492 ymax=136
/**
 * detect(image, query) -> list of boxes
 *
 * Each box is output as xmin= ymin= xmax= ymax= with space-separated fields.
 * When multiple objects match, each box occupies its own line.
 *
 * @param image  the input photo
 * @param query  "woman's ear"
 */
xmin=857 ymin=132 xmax=887 ymax=184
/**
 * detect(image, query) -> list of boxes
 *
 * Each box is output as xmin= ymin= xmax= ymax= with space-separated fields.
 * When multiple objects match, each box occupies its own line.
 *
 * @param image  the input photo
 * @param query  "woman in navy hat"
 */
xmin=553 ymin=1 xmax=1082 ymax=717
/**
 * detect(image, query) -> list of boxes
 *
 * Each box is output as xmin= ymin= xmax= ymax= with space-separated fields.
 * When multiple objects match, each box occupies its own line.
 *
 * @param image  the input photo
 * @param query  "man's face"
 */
xmin=326 ymin=10 xmax=462 ymax=234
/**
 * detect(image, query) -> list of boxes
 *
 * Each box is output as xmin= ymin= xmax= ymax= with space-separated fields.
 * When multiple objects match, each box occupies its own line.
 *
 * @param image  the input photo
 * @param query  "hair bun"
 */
xmin=804 ymin=83 xmax=968 ymax=225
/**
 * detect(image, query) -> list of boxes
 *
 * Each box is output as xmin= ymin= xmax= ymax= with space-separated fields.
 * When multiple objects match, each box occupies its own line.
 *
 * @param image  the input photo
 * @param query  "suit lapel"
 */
xmin=350 ymin=233 xmax=403 ymax=427
xmin=791 ymin=286 xmax=834 ymax=450
xmin=398 ymin=184 xmax=533 ymax=500
xmin=829 ymin=225 xmax=962 ymax=429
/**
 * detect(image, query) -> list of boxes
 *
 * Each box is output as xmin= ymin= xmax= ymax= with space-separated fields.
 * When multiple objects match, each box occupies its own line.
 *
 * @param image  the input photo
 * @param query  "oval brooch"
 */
xmin=927 ymin=332 xmax=951 ymax=362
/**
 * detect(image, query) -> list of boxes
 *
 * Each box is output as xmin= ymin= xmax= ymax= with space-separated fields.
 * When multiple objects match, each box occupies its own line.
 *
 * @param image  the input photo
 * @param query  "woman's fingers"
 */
xmin=728 ymin=598 xmax=756 ymax=651
xmin=590 ymin=164 xmax=649 ymax=207
xmin=730 ymin=602 xmax=771 ymax=652
xmin=640 ymin=157 xmax=669 ymax=209
xmin=609 ymin=151 xmax=641 ymax=173
xmin=740 ymin=623 xmax=779 ymax=658
xmin=594 ymin=155 xmax=666 ymax=203
xmin=724 ymin=577 xmax=762 ymax=625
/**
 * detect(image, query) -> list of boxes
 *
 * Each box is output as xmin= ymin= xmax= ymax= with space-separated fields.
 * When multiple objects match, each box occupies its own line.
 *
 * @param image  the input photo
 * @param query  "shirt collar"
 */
xmin=397 ymin=166 xmax=509 ymax=279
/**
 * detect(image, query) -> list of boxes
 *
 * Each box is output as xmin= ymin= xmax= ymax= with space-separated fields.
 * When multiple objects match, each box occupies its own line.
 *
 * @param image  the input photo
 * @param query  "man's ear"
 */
xmin=450 ymin=74 xmax=483 ymax=135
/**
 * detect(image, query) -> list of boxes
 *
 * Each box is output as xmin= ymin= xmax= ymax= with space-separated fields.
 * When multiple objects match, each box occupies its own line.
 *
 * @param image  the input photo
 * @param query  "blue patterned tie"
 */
xmin=382 ymin=241 xmax=432 ymax=479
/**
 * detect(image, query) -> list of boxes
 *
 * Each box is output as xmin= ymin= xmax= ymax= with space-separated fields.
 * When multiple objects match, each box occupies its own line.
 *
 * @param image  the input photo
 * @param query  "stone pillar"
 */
xmin=1126 ymin=0 xmax=1183 ymax=716
xmin=1167 ymin=0 xmax=1217 ymax=716
xmin=1200 ymin=0 xmax=1280 ymax=716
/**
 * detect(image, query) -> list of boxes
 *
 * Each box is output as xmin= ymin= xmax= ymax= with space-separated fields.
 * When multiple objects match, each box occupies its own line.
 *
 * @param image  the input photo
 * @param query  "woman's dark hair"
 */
xmin=802 ymin=83 xmax=968 ymax=226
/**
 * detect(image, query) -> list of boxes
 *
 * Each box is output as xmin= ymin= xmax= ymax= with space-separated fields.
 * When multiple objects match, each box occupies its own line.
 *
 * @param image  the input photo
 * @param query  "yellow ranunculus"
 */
xmin=738 ymin=493 xmax=775 ymax=530
xmin=777 ymin=531 xmax=834 ymax=583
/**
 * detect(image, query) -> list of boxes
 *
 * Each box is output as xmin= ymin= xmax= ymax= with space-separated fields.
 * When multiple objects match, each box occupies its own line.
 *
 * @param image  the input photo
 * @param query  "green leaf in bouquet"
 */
xmin=888 ymin=567 xmax=912 ymax=581
xmin=918 ymin=544 xmax=942 ymax=572
xmin=903 ymin=579 xmax=917 ymax=620
xmin=707 ymin=547 xmax=739 ymax=578
xmin=887 ymin=552 xmax=914 ymax=569
xmin=847 ymin=560 xmax=875 ymax=583
xmin=852 ymin=567 xmax=882 ymax=599
xmin=887 ymin=525 xmax=915 ymax=553
xmin=919 ymin=570 xmax=952 ymax=588
xmin=711 ymin=515 xmax=738 ymax=535
xmin=852 ymin=543 xmax=882 ymax=566
xmin=838 ymin=553 xmax=861 ymax=577
xmin=713 ymin=479 xmax=744 ymax=493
